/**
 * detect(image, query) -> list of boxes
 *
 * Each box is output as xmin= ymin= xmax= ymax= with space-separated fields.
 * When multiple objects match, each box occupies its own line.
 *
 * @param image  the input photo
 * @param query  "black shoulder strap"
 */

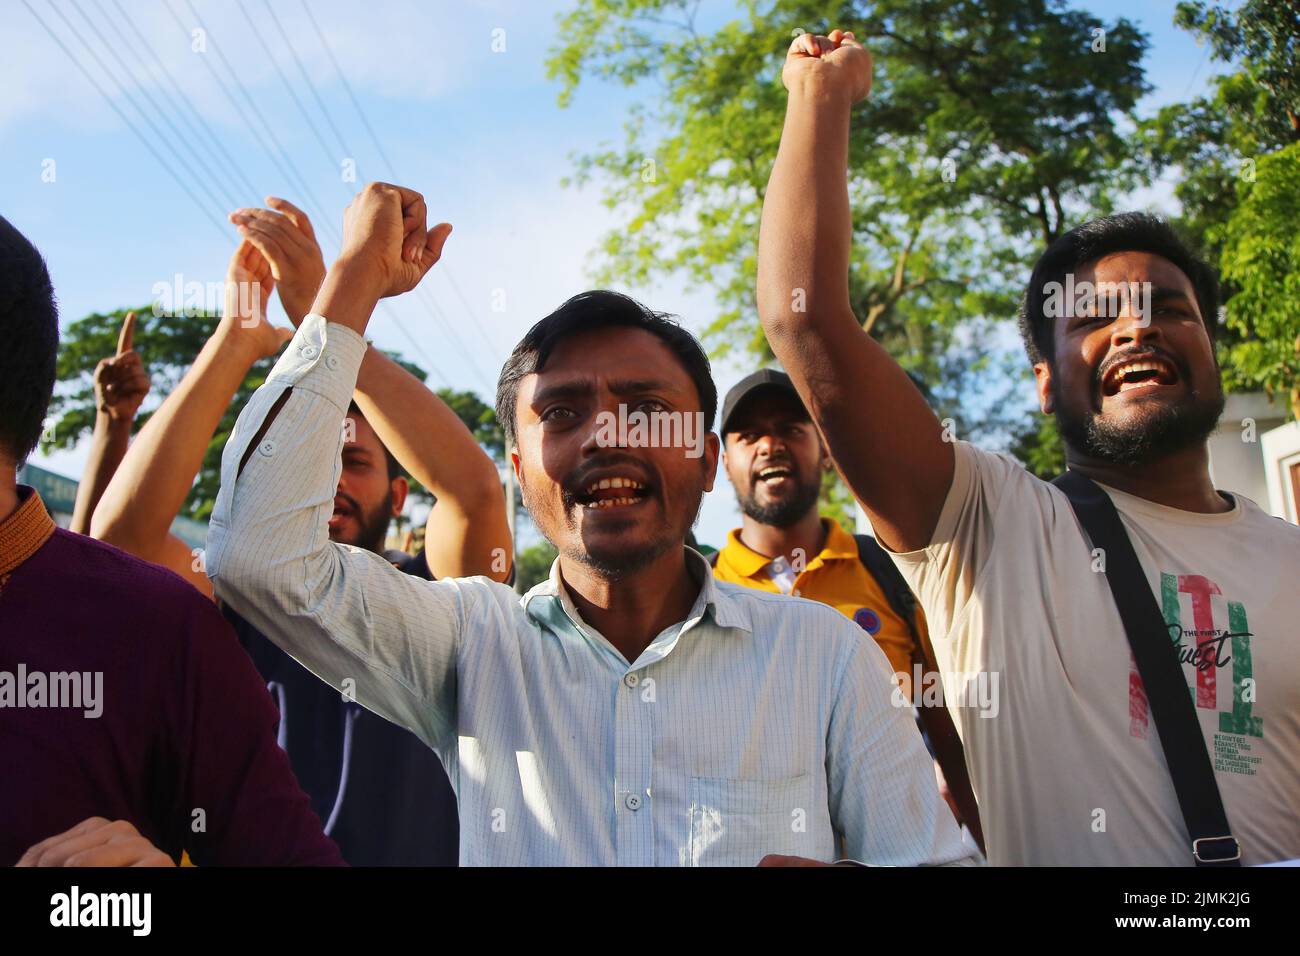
xmin=1051 ymin=470 xmax=1240 ymax=866
xmin=853 ymin=534 xmax=917 ymax=633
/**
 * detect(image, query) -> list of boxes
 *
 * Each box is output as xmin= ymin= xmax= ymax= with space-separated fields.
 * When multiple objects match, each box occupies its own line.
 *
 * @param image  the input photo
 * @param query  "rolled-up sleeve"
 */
xmin=206 ymin=315 xmax=490 ymax=753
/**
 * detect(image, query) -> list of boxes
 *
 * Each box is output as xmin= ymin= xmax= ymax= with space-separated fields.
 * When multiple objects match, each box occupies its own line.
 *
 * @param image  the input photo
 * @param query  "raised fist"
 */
xmin=93 ymin=311 xmax=150 ymax=423
xmin=337 ymin=182 xmax=453 ymax=300
xmin=229 ymin=196 xmax=327 ymax=327
xmin=783 ymin=28 xmax=872 ymax=104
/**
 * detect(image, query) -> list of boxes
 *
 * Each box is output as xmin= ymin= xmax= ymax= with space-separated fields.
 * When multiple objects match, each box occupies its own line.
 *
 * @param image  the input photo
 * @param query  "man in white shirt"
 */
xmin=757 ymin=29 xmax=1300 ymax=865
xmin=206 ymin=182 xmax=974 ymax=867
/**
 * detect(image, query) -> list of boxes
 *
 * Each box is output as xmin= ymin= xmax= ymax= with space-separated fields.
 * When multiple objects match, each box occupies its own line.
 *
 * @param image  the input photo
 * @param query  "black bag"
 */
xmin=1052 ymin=470 xmax=1240 ymax=866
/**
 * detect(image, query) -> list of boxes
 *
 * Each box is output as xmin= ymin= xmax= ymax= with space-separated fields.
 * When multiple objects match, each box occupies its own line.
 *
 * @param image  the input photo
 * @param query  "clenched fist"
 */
xmin=783 ymin=28 xmax=872 ymax=104
xmin=337 ymin=182 xmax=453 ymax=300
xmin=94 ymin=311 xmax=150 ymax=423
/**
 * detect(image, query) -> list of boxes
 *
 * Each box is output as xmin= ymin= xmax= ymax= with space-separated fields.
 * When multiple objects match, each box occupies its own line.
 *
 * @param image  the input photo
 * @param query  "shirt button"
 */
xmin=300 ymin=345 xmax=319 ymax=359
xmin=325 ymin=354 xmax=340 ymax=370
xmin=624 ymin=793 xmax=642 ymax=811
xmin=258 ymin=439 xmax=277 ymax=457
xmin=623 ymin=672 xmax=640 ymax=688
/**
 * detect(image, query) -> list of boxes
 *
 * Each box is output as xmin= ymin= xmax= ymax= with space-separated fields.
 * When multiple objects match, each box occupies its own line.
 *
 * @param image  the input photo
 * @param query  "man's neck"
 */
xmin=1066 ymin=443 xmax=1231 ymax=514
xmin=560 ymin=545 xmax=700 ymax=664
xmin=0 ymin=465 xmax=18 ymax=526
xmin=737 ymin=508 xmax=828 ymax=565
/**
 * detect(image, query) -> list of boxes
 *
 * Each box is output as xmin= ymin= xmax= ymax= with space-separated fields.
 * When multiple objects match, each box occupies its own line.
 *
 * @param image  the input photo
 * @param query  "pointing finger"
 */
xmin=117 ymin=311 xmax=136 ymax=356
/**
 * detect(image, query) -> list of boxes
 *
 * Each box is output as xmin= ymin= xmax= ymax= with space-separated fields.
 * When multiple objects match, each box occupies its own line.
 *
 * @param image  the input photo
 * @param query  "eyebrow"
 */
xmin=530 ymin=377 xmax=679 ymax=408
xmin=1148 ymin=286 xmax=1196 ymax=307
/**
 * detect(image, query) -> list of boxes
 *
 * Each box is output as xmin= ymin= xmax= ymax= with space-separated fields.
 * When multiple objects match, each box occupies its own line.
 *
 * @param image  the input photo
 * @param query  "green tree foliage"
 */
xmin=1145 ymin=0 xmax=1299 ymax=412
xmin=547 ymin=0 xmax=1152 ymax=459
xmin=1219 ymin=142 xmax=1300 ymax=413
xmin=514 ymin=540 xmax=559 ymax=592
xmin=45 ymin=304 xmax=498 ymax=518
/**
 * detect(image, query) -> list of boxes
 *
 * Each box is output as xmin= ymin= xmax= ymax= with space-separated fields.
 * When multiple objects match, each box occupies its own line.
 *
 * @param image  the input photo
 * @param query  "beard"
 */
xmin=735 ymin=469 xmax=822 ymax=528
xmin=331 ymin=489 xmax=394 ymax=555
xmin=1053 ymin=365 xmax=1225 ymax=468
xmin=523 ymin=464 xmax=702 ymax=582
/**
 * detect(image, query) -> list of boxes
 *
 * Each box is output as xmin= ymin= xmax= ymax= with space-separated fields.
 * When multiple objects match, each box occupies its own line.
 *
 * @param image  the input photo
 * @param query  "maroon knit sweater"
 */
xmin=0 ymin=487 xmax=343 ymax=866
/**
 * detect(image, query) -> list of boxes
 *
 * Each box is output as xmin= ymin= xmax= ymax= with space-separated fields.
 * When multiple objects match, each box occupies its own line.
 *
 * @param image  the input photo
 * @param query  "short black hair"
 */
xmin=495 ymin=290 xmax=717 ymax=447
xmin=346 ymin=400 xmax=403 ymax=481
xmin=1018 ymin=212 xmax=1220 ymax=366
xmin=0 ymin=216 xmax=59 ymax=466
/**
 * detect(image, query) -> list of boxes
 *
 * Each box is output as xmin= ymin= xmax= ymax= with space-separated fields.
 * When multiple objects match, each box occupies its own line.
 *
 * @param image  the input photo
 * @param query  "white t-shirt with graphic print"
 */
xmin=889 ymin=440 xmax=1300 ymax=866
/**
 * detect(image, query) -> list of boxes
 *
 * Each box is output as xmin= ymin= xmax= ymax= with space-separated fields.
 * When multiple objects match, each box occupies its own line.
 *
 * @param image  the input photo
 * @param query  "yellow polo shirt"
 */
xmin=711 ymin=518 xmax=926 ymax=679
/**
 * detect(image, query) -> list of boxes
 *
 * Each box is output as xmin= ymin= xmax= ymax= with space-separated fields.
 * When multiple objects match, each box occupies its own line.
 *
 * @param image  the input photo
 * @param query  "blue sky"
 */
xmin=2 ymin=0 xmax=1220 ymax=547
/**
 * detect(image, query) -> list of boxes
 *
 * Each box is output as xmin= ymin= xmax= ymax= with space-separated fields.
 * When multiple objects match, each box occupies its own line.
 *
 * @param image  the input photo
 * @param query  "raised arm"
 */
xmin=69 ymin=313 xmax=149 ymax=534
xmin=207 ymin=183 xmax=480 ymax=749
xmin=354 ymin=350 xmax=511 ymax=581
xmin=89 ymin=244 xmax=292 ymax=596
xmin=757 ymin=29 xmax=952 ymax=553
xmin=234 ymin=198 xmax=509 ymax=581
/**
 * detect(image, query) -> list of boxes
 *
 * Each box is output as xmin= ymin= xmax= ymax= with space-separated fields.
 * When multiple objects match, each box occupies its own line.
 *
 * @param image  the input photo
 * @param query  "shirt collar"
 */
xmin=718 ymin=517 xmax=858 ymax=578
xmin=0 ymin=486 xmax=56 ymax=579
xmin=522 ymin=546 xmax=752 ymax=643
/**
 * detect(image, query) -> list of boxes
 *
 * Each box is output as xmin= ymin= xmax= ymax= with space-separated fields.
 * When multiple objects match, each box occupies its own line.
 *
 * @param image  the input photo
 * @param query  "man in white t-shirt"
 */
xmin=756 ymin=28 xmax=1300 ymax=865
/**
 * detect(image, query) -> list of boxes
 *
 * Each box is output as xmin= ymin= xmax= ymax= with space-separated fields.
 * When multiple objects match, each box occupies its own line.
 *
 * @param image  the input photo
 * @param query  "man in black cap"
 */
xmin=710 ymin=369 xmax=984 ymax=850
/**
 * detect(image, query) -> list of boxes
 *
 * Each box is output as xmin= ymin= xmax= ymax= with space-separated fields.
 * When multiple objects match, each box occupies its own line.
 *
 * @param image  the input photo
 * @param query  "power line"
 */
xmin=234 ymin=0 xmax=344 ymax=191
xmin=165 ymin=0 xmax=337 ymax=245
xmin=106 ymin=0 xmax=262 ymax=201
xmin=46 ymin=0 xmax=233 ymax=218
xmin=300 ymin=0 xmax=399 ymax=180
xmin=21 ymin=0 xmax=229 ymax=239
xmin=262 ymin=0 xmax=351 ymax=162
xmin=261 ymin=1 xmax=480 ymax=389
xmin=69 ymin=0 xmax=241 ymax=210
xmin=295 ymin=0 xmax=499 ymax=392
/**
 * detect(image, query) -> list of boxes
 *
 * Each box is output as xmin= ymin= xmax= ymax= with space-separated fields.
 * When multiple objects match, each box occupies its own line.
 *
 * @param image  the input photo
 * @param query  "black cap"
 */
xmin=719 ymin=368 xmax=807 ymax=436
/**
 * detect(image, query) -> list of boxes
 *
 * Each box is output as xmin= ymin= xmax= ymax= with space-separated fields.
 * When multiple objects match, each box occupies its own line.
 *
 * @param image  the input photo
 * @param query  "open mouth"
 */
xmin=328 ymin=498 xmax=354 ymax=530
xmin=754 ymin=465 xmax=795 ymax=488
xmin=572 ymin=475 xmax=653 ymax=511
xmin=1101 ymin=355 xmax=1180 ymax=397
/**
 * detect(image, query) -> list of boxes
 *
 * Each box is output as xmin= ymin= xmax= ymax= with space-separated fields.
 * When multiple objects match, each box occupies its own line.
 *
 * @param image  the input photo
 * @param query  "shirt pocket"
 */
xmin=687 ymin=773 xmax=814 ymax=867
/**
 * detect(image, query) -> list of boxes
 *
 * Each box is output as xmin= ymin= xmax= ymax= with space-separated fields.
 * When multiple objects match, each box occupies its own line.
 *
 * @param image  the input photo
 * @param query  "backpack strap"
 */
xmin=854 ymin=534 xmax=985 ymax=855
xmin=1051 ymin=470 xmax=1239 ymax=866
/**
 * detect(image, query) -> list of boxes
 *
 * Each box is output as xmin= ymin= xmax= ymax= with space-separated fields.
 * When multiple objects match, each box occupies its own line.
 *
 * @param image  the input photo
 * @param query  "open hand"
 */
xmin=16 ymin=817 xmax=176 ymax=867
xmin=93 ymin=311 xmax=150 ymax=423
xmin=783 ymin=28 xmax=872 ymax=104
xmin=229 ymin=197 xmax=327 ymax=327
xmin=222 ymin=239 xmax=294 ymax=359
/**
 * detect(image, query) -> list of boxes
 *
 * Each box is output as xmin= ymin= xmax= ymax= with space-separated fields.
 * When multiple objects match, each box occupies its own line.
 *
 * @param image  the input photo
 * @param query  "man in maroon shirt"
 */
xmin=0 ymin=214 xmax=342 ymax=867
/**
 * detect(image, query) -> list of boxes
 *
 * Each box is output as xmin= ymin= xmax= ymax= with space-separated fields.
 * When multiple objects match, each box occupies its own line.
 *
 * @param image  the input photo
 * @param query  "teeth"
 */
xmin=1108 ymin=359 xmax=1171 ymax=387
xmin=584 ymin=477 xmax=644 ymax=494
xmin=585 ymin=497 xmax=639 ymax=509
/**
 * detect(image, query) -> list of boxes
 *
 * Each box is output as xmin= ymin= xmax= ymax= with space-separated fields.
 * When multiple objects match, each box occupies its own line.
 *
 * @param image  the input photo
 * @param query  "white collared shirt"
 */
xmin=207 ymin=315 xmax=976 ymax=866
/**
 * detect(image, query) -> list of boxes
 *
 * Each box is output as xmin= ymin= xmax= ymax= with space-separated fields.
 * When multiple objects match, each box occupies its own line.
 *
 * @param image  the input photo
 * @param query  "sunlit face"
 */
xmin=332 ymin=411 xmax=407 ymax=553
xmin=512 ymin=325 xmax=719 ymax=579
xmin=723 ymin=389 xmax=827 ymax=528
xmin=1034 ymin=251 xmax=1224 ymax=466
